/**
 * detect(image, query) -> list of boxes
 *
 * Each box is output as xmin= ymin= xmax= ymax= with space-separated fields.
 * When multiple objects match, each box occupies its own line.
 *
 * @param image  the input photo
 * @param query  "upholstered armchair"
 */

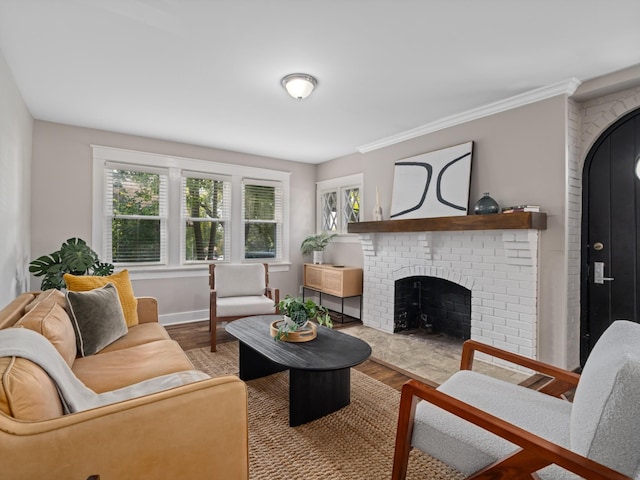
xmin=209 ymin=263 xmax=279 ymax=352
xmin=392 ymin=320 xmax=640 ymax=480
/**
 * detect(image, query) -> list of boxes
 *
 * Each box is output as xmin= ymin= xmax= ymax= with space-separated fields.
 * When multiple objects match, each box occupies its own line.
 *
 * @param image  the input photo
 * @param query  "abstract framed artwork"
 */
xmin=390 ymin=141 xmax=473 ymax=219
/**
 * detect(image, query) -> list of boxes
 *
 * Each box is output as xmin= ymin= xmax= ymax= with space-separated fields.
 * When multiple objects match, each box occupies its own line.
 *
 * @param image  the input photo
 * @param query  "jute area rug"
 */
xmin=186 ymin=342 xmax=464 ymax=480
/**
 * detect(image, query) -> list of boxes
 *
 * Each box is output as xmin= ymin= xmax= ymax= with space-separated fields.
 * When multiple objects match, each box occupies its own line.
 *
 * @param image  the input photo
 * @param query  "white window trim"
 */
xmin=316 ymin=173 xmax=363 ymax=239
xmin=92 ymin=145 xmax=291 ymax=279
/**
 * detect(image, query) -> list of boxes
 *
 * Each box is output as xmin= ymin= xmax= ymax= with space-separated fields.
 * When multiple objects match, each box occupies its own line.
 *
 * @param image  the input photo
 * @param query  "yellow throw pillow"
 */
xmin=63 ymin=269 xmax=138 ymax=327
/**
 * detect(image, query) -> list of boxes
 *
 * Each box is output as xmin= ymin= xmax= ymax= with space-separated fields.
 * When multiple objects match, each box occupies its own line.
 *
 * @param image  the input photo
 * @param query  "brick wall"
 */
xmin=566 ymin=98 xmax=582 ymax=365
xmin=563 ymin=86 xmax=640 ymax=364
xmin=357 ymin=229 xmax=539 ymax=365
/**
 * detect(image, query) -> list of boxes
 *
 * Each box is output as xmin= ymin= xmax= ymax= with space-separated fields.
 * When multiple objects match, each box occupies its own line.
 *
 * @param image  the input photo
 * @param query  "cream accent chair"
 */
xmin=209 ymin=263 xmax=279 ymax=352
xmin=392 ymin=320 xmax=640 ymax=480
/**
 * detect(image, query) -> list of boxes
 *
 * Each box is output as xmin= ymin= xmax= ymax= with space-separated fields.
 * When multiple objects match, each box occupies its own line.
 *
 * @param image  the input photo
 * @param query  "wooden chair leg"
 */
xmin=209 ymin=293 xmax=216 ymax=350
xmin=391 ymin=382 xmax=421 ymax=480
xmin=211 ymin=319 xmax=217 ymax=352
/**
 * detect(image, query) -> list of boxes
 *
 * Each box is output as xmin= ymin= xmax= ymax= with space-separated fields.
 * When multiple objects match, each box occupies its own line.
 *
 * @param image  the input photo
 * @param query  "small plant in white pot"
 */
xmin=274 ymin=296 xmax=332 ymax=341
xmin=300 ymin=232 xmax=337 ymax=264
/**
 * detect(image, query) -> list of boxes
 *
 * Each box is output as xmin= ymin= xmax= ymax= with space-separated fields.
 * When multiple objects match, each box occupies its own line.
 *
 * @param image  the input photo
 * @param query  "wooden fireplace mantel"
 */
xmin=347 ymin=212 xmax=546 ymax=234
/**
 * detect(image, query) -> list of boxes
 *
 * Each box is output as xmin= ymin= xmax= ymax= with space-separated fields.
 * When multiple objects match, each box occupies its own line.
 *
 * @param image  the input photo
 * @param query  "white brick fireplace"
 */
xmin=355 ymin=226 xmax=541 ymax=362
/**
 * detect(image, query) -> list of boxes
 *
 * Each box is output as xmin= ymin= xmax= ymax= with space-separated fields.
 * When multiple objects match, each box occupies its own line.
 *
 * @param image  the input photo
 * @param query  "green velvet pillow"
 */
xmin=65 ymin=283 xmax=128 ymax=357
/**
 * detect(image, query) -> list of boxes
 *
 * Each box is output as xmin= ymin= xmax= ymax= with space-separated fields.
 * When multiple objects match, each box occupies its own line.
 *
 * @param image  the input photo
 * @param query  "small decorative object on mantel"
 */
xmin=501 ymin=204 xmax=541 ymax=213
xmin=300 ymin=232 xmax=337 ymax=265
xmin=272 ymin=296 xmax=332 ymax=341
xmin=473 ymin=192 xmax=500 ymax=215
xmin=373 ymin=186 xmax=384 ymax=221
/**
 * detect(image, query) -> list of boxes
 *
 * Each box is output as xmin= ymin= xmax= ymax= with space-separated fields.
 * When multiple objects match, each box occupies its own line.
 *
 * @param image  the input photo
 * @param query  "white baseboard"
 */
xmin=160 ymin=309 xmax=208 ymax=326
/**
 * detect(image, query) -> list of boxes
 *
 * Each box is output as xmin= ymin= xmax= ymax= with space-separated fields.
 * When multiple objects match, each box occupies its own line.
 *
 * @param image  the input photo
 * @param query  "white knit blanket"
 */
xmin=1 ymin=328 xmax=209 ymax=414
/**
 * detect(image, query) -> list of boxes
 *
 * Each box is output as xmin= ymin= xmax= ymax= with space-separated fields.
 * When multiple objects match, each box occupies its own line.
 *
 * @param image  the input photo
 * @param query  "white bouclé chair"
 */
xmin=209 ymin=263 xmax=279 ymax=352
xmin=392 ymin=320 xmax=640 ymax=480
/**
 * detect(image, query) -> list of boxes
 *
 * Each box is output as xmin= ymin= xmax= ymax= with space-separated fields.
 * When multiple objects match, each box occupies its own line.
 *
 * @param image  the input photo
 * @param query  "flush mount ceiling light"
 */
xmin=281 ymin=73 xmax=317 ymax=100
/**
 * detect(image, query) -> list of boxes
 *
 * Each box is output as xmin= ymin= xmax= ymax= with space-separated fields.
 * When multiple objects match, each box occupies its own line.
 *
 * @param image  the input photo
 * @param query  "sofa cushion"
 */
xmin=0 ymin=293 xmax=36 ymax=330
xmin=0 ymin=356 xmax=64 ymax=421
xmin=72 ymin=340 xmax=195 ymax=393
xmin=215 ymin=264 xmax=266 ymax=298
xmin=99 ymin=322 xmax=171 ymax=354
xmin=66 ymin=283 xmax=128 ymax=357
xmin=24 ymin=288 xmax=67 ymax=313
xmin=570 ymin=320 xmax=640 ymax=479
xmin=14 ymin=301 xmax=77 ymax=367
xmin=64 ymin=269 xmax=139 ymax=326
xmin=216 ymin=295 xmax=275 ymax=317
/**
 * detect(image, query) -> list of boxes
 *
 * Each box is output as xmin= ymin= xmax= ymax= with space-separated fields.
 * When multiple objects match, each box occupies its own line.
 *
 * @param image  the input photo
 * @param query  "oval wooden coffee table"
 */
xmin=226 ymin=315 xmax=372 ymax=427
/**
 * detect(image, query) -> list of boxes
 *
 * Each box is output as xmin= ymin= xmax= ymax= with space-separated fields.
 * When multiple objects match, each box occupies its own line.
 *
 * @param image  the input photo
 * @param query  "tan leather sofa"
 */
xmin=0 ymin=291 xmax=249 ymax=480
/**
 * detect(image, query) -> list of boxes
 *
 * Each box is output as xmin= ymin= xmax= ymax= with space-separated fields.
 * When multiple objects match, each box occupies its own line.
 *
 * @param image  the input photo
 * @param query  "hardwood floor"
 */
xmin=167 ymin=319 xmax=558 ymax=394
xmin=166 ymin=319 xmax=416 ymax=391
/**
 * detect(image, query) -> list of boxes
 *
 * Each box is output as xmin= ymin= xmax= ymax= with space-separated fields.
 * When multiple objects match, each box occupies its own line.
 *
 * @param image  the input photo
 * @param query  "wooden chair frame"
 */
xmin=392 ymin=340 xmax=632 ymax=480
xmin=209 ymin=263 xmax=279 ymax=352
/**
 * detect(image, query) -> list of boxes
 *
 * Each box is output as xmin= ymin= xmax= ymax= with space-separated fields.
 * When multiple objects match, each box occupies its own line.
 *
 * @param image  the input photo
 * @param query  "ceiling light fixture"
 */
xmin=281 ymin=73 xmax=317 ymax=100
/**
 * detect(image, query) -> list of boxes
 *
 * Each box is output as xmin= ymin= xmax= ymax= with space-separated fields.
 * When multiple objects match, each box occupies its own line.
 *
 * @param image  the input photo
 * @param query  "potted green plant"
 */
xmin=300 ymin=231 xmax=337 ymax=264
xmin=274 ymin=295 xmax=333 ymax=341
xmin=29 ymin=237 xmax=114 ymax=290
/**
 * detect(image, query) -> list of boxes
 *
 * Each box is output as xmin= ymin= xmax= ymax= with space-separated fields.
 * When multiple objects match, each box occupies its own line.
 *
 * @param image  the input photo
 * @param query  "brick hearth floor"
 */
xmin=343 ymin=325 xmax=528 ymax=386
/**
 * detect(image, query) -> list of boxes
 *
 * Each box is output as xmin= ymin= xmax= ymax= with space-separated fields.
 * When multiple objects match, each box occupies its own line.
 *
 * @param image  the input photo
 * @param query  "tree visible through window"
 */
xmin=343 ymin=187 xmax=360 ymax=225
xmin=243 ymin=182 xmax=282 ymax=259
xmin=318 ymin=178 xmax=361 ymax=234
xmin=184 ymin=176 xmax=229 ymax=261
xmin=109 ymin=169 xmax=165 ymax=263
xmin=95 ymin=145 xmax=290 ymax=268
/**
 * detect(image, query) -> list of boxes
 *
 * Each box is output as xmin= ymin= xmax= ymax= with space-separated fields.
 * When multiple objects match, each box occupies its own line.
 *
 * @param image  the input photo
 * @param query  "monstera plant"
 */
xmin=29 ymin=238 xmax=114 ymax=290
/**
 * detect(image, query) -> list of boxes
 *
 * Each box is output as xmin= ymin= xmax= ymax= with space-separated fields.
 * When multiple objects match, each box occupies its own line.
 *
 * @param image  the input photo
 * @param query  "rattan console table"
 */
xmin=302 ymin=264 xmax=363 ymax=322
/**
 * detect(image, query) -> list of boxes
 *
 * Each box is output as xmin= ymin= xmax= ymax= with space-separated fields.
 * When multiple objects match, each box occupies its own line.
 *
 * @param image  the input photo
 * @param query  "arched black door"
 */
xmin=581 ymin=107 xmax=640 ymax=365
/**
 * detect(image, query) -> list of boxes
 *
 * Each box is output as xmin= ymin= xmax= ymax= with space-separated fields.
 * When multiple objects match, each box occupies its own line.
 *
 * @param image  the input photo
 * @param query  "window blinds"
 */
xmin=103 ymin=162 xmax=168 ymax=264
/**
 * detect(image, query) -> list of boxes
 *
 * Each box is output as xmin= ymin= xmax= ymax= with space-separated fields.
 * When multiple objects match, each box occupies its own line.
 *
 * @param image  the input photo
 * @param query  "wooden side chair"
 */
xmin=209 ymin=263 xmax=279 ymax=352
xmin=392 ymin=320 xmax=640 ymax=480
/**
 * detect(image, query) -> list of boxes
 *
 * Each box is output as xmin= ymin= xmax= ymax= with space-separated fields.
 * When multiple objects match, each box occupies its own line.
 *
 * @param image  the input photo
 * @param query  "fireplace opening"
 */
xmin=394 ymin=276 xmax=471 ymax=340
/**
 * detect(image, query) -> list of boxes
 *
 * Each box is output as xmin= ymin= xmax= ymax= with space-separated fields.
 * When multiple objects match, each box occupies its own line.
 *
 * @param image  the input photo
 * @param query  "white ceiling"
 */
xmin=1 ymin=1 xmax=640 ymax=164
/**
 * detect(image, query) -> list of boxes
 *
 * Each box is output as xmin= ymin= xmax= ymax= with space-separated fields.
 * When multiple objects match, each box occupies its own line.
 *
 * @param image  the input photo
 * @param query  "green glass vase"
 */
xmin=473 ymin=193 xmax=499 ymax=215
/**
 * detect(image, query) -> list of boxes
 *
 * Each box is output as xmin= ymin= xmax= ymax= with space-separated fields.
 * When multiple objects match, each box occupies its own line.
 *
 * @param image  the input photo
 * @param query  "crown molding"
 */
xmin=357 ymin=78 xmax=582 ymax=154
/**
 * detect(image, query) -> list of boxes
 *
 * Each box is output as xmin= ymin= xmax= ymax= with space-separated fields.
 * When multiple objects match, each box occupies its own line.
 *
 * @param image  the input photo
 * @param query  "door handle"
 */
xmin=593 ymin=262 xmax=615 ymax=284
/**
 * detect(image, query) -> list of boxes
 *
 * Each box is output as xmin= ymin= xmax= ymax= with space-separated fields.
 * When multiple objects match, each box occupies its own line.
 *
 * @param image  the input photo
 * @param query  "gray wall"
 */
xmin=30 ymin=121 xmax=317 ymax=322
xmin=318 ymin=96 xmax=569 ymax=366
xmin=0 ymin=51 xmax=33 ymax=306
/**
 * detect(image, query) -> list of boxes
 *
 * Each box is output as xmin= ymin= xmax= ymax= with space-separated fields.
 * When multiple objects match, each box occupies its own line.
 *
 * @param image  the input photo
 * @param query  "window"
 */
xmin=182 ymin=173 xmax=231 ymax=262
xmin=342 ymin=187 xmax=361 ymax=225
xmin=320 ymin=191 xmax=338 ymax=232
xmin=242 ymin=180 xmax=283 ymax=260
xmin=316 ymin=174 xmax=363 ymax=234
xmin=104 ymin=165 xmax=168 ymax=264
xmin=92 ymin=146 xmax=290 ymax=272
